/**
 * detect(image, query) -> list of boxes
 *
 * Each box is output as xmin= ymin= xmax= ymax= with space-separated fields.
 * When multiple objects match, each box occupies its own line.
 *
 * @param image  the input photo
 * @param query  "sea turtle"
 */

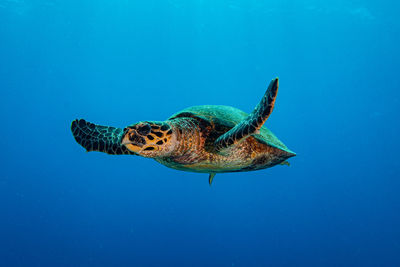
xmin=71 ymin=78 xmax=295 ymax=184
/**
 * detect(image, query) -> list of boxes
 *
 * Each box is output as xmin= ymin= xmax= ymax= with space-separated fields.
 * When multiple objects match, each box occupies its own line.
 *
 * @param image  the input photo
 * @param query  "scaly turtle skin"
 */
xmin=71 ymin=78 xmax=295 ymax=184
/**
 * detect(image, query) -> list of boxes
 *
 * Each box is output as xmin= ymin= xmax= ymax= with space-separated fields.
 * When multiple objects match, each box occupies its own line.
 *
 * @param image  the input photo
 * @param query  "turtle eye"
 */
xmin=137 ymin=124 xmax=151 ymax=135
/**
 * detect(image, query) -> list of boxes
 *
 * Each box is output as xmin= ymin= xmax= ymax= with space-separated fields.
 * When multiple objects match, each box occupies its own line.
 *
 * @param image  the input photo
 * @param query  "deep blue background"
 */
xmin=1 ymin=1 xmax=399 ymax=266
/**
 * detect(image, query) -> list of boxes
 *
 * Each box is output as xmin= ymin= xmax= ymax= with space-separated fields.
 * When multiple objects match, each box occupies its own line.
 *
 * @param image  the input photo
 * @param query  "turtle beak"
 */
xmin=121 ymin=135 xmax=130 ymax=146
xmin=121 ymin=128 xmax=131 ymax=146
xmin=121 ymin=128 xmax=146 ymax=153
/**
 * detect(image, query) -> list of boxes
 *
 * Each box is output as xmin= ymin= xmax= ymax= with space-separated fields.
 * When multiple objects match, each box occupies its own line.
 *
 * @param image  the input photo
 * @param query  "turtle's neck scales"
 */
xmin=167 ymin=117 xmax=204 ymax=164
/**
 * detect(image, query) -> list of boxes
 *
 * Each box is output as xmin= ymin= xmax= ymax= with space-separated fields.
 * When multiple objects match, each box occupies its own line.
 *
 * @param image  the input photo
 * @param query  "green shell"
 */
xmin=168 ymin=105 xmax=294 ymax=155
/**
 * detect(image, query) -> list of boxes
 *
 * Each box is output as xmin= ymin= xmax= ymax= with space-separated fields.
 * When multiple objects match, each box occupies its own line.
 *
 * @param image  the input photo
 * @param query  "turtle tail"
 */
xmin=71 ymin=119 xmax=135 ymax=155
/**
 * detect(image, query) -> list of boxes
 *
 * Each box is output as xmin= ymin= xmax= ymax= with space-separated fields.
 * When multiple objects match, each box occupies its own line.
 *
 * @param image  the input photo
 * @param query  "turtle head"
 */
xmin=121 ymin=121 xmax=176 ymax=158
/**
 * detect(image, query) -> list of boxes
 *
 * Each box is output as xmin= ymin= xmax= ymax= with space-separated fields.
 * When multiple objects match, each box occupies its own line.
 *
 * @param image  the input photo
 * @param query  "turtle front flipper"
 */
xmin=71 ymin=119 xmax=135 ymax=155
xmin=214 ymin=78 xmax=279 ymax=151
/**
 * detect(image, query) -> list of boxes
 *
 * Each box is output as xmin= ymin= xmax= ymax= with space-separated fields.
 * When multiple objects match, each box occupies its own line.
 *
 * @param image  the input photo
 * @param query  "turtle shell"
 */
xmin=168 ymin=105 xmax=292 ymax=153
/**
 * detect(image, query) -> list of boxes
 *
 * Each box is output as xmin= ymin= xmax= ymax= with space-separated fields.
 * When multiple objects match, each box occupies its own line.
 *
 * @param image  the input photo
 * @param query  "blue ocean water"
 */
xmin=1 ymin=0 xmax=399 ymax=266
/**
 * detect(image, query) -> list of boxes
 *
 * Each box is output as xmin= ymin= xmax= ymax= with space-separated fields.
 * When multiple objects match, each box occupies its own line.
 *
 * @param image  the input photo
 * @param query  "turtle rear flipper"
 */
xmin=71 ymin=119 xmax=135 ymax=155
xmin=214 ymin=78 xmax=279 ymax=151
